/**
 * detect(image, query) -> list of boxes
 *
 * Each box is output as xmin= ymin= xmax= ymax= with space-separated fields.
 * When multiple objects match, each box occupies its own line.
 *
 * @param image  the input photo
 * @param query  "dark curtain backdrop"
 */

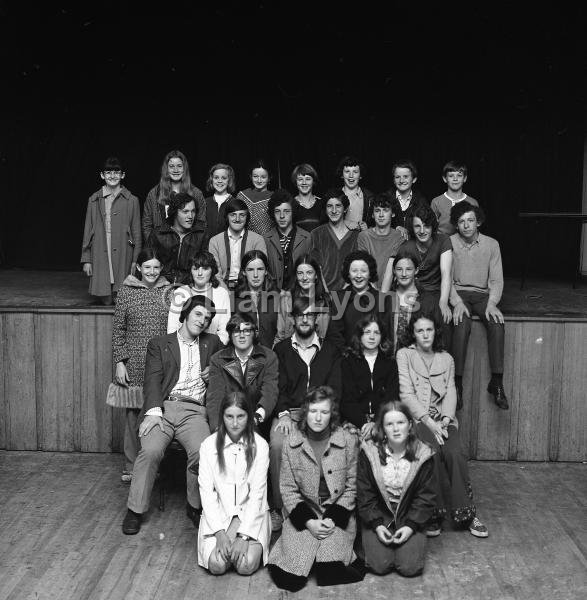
xmin=1 ymin=105 xmax=583 ymax=275
xmin=1 ymin=2 xmax=584 ymax=276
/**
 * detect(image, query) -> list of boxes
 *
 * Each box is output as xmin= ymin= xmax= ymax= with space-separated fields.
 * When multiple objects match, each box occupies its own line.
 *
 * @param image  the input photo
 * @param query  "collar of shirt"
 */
xmin=223 ymin=436 xmax=247 ymax=450
xmin=177 ymin=330 xmax=199 ymax=347
xmin=235 ymin=347 xmax=254 ymax=369
xmin=278 ymin=229 xmax=293 ymax=243
xmin=291 ymin=331 xmax=321 ymax=351
xmin=455 ymin=232 xmax=481 ymax=249
xmin=396 ymin=189 xmax=412 ymax=209
xmin=228 ymin=230 xmax=244 ymax=241
xmin=444 ymin=192 xmax=468 ymax=205
xmin=385 ymin=446 xmax=406 ymax=460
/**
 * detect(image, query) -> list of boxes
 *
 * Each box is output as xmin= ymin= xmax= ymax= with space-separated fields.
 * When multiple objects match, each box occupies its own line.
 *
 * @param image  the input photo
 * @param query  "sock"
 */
xmin=490 ymin=373 xmax=503 ymax=386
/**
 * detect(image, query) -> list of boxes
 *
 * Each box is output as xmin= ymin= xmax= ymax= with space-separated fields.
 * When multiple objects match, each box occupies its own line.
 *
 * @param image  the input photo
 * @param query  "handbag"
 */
xmin=105 ymin=383 xmax=144 ymax=409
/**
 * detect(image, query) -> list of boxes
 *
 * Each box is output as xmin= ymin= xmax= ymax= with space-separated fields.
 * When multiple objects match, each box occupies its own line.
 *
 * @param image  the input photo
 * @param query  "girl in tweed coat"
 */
xmin=111 ymin=248 xmax=171 ymax=481
xmin=267 ymin=386 xmax=366 ymax=592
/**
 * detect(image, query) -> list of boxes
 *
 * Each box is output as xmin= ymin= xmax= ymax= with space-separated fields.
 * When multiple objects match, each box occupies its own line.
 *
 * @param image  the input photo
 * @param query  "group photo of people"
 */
xmin=90 ymin=149 xmax=509 ymax=590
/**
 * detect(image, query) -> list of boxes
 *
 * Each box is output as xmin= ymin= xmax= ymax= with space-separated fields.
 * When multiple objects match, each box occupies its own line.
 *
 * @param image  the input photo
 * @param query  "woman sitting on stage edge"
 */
xmin=198 ymin=391 xmax=271 ymax=575
xmin=268 ymin=386 xmax=366 ymax=591
xmin=357 ymin=401 xmax=436 ymax=577
xmin=396 ymin=310 xmax=489 ymax=538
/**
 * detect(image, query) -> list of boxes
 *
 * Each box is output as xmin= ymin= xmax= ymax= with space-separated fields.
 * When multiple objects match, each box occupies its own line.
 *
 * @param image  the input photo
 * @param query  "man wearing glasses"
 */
xmin=122 ymin=295 xmax=222 ymax=535
xmin=206 ymin=312 xmax=279 ymax=433
xmin=269 ymin=297 xmax=342 ymax=531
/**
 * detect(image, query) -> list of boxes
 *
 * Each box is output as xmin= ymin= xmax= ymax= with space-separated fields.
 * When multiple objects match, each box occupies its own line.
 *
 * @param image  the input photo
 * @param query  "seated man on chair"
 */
xmin=122 ymin=295 xmax=223 ymax=535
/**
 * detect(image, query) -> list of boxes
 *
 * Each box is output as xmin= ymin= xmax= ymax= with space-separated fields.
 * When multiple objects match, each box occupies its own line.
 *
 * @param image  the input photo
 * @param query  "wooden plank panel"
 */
xmin=38 ymin=314 xmax=75 ymax=451
xmin=473 ymin=321 xmax=516 ymax=460
xmin=556 ymin=323 xmax=587 ymax=461
xmin=80 ymin=314 xmax=114 ymax=452
xmin=514 ymin=322 xmax=560 ymax=461
xmin=0 ymin=315 xmax=6 ymax=449
xmin=4 ymin=313 xmax=37 ymax=450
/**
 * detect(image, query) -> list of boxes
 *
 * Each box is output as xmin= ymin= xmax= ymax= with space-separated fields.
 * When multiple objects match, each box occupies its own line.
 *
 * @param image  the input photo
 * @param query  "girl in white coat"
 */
xmin=198 ymin=391 xmax=271 ymax=575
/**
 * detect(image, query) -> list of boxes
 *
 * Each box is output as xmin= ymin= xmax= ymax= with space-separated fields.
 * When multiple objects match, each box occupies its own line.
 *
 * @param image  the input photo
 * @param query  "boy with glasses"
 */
xmin=270 ymin=297 xmax=342 ymax=530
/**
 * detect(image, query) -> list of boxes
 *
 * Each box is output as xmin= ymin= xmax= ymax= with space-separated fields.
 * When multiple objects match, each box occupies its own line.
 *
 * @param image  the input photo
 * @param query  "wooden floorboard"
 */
xmin=0 ymin=452 xmax=586 ymax=600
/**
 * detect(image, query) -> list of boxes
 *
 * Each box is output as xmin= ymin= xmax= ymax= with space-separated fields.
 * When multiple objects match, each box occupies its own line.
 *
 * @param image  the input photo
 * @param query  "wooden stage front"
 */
xmin=1 ymin=269 xmax=586 ymax=461
xmin=0 ymin=451 xmax=585 ymax=600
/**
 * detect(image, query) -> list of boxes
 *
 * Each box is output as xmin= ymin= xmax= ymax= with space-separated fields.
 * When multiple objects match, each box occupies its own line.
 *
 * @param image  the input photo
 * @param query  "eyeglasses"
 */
xmin=233 ymin=328 xmax=255 ymax=336
xmin=294 ymin=313 xmax=317 ymax=320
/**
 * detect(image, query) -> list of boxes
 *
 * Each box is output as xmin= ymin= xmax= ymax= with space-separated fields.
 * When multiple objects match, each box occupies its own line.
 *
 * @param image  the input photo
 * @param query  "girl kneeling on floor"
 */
xmin=268 ymin=386 xmax=366 ymax=592
xmin=197 ymin=392 xmax=271 ymax=575
xmin=357 ymin=401 xmax=436 ymax=576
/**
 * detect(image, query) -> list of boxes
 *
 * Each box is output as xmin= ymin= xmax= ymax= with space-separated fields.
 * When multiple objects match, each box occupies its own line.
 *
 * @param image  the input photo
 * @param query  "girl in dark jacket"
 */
xmin=357 ymin=400 xmax=436 ymax=577
xmin=341 ymin=314 xmax=400 ymax=439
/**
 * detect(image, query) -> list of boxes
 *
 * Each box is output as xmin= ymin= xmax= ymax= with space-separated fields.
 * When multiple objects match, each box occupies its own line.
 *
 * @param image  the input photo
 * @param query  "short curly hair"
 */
xmin=342 ymin=249 xmax=379 ymax=284
xmin=297 ymin=386 xmax=341 ymax=435
xmin=336 ymin=156 xmax=365 ymax=179
xmin=450 ymin=200 xmax=485 ymax=227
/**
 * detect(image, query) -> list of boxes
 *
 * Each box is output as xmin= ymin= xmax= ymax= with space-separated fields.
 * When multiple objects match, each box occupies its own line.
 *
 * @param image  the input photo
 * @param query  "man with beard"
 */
xmin=269 ymin=296 xmax=342 ymax=531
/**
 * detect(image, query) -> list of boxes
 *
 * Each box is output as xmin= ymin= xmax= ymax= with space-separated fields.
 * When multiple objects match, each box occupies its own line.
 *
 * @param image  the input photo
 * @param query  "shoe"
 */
xmin=270 ymin=508 xmax=283 ymax=532
xmin=121 ymin=470 xmax=132 ymax=483
xmin=469 ymin=517 xmax=489 ymax=538
xmin=186 ymin=504 xmax=201 ymax=528
xmin=425 ymin=519 xmax=441 ymax=537
xmin=487 ymin=381 xmax=509 ymax=410
xmin=122 ymin=509 xmax=142 ymax=535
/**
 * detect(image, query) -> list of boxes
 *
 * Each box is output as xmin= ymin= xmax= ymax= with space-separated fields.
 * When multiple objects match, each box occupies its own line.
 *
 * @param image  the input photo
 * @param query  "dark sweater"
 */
xmin=340 ymin=352 xmax=400 ymax=428
xmin=273 ymin=337 xmax=341 ymax=413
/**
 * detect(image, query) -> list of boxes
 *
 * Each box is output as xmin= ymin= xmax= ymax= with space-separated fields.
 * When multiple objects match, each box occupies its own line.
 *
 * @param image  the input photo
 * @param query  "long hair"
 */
xmin=166 ymin=192 xmax=196 ymax=226
xmin=288 ymin=254 xmax=330 ymax=307
xmin=406 ymin=204 xmax=439 ymax=238
xmin=234 ymin=249 xmax=278 ymax=296
xmin=398 ymin=309 xmax=444 ymax=352
xmin=157 ymin=150 xmax=194 ymax=202
xmin=372 ymin=400 xmax=420 ymax=463
xmin=215 ymin=391 xmax=256 ymax=474
xmin=346 ymin=312 xmax=393 ymax=359
xmin=297 ymin=386 xmax=341 ymax=435
xmin=134 ymin=247 xmax=163 ymax=280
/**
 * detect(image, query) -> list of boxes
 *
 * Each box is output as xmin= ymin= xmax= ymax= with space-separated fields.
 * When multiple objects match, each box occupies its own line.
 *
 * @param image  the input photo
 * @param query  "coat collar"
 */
xmin=217 ymin=345 xmax=267 ymax=388
xmin=361 ymin=438 xmax=434 ymax=515
xmin=167 ymin=332 xmax=213 ymax=371
xmin=288 ymin=425 xmax=347 ymax=449
xmin=405 ymin=345 xmax=449 ymax=377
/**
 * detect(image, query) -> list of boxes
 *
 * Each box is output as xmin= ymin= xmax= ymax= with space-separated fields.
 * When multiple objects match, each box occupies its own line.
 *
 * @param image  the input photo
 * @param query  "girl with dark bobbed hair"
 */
xmin=167 ymin=250 xmax=230 ymax=344
xmin=268 ymin=386 xmax=365 ymax=592
xmin=357 ymin=400 xmax=435 ymax=577
xmin=197 ymin=391 xmax=271 ymax=575
xmin=236 ymin=159 xmax=274 ymax=236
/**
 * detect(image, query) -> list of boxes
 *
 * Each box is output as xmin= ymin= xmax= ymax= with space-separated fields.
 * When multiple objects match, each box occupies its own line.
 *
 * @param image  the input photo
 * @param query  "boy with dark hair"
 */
xmin=81 ymin=156 xmax=142 ymax=305
xmin=389 ymin=159 xmax=428 ymax=239
xmin=357 ymin=192 xmax=404 ymax=285
xmin=146 ymin=192 xmax=208 ymax=283
xmin=431 ymin=161 xmax=479 ymax=235
xmin=449 ymin=201 xmax=507 ymax=410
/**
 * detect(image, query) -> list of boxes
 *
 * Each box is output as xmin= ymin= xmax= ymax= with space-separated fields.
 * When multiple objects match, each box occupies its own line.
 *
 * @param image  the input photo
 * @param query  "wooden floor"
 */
xmin=0 ymin=453 xmax=586 ymax=600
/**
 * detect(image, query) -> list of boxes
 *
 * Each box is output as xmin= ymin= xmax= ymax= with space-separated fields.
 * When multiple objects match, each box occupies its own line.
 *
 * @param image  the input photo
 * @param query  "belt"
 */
xmin=166 ymin=394 xmax=205 ymax=407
